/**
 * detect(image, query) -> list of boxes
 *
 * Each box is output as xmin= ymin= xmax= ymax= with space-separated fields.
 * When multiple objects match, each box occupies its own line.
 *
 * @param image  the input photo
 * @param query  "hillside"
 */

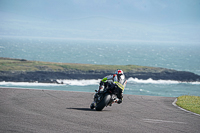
xmin=0 ymin=57 xmax=200 ymax=83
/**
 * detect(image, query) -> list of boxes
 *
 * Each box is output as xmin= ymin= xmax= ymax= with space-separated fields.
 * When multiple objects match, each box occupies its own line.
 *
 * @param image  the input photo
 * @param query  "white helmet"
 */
xmin=115 ymin=69 xmax=123 ymax=75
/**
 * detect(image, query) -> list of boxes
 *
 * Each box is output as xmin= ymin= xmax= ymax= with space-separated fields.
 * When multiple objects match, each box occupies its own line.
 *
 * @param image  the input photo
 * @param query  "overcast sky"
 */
xmin=0 ymin=0 xmax=200 ymax=42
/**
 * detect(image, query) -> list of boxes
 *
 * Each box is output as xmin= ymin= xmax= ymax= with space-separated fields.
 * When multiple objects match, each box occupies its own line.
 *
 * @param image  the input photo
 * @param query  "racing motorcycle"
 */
xmin=90 ymin=85 xmax=120 ymax=111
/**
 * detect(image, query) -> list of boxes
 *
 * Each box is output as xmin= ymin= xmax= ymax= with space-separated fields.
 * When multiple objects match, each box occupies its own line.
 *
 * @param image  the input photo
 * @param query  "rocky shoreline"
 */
xmin=1 ymin=57 xmax=200 ymax=83
xmin=1 ymin=68 xmax=200 ymax=83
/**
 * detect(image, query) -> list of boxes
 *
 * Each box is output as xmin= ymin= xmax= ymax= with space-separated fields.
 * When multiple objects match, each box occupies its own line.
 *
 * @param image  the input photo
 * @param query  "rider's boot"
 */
xmin=114 ymin=97 xmax=119 ymax=103
xmin=108 ymin=98 xmax=118 ymax=106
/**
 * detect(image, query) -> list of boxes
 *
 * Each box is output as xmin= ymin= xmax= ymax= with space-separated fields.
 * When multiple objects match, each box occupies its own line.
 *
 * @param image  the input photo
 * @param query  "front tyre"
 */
xmin=96 ymin=93 xmax=111 ymax=111
xmin=90 ymin=103 xmax=95 ymax=109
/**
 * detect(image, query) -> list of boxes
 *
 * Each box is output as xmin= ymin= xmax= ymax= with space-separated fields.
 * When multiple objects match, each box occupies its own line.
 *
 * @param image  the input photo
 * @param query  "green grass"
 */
xmin=0 ymin=57 xmax=153 ymax=72
xmin=176 ymin=95 xmax=200 ymax=114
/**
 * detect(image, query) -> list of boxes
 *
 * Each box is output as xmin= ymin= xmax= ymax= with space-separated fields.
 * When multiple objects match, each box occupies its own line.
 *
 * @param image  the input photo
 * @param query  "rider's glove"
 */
xmin=99 ymin=81 xmax=104 ymax=86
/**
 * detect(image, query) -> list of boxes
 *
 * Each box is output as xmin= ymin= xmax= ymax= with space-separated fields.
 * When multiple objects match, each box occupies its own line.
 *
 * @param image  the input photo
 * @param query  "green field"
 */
xmin=0 ymin=57 xmax=155 ymax=72
xmin=176 ymin=95 xmax=200 ymax=114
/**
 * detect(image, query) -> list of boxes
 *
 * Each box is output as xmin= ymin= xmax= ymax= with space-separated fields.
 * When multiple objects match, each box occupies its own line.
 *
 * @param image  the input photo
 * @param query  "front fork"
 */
xmin=90 ymin=92 xmax=101 ymax=108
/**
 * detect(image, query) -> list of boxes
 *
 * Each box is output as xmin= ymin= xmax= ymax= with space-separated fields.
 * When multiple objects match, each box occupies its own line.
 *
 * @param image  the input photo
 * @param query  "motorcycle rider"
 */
xmin=91 ymin=69 xmax=127 ymax=108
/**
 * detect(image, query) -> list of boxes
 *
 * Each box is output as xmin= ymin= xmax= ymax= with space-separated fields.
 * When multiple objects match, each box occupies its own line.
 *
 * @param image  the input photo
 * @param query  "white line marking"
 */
xmin=172 ymin=98 xmax=200 ymax=117
xmin=143 ymin=119 xmax=186 ymax=124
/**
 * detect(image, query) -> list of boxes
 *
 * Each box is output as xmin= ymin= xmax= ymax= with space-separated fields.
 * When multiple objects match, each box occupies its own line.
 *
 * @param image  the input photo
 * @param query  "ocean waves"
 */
xmin=1 ymin=78 xmax=200 ymax=87
xmin=57 ymin=78 xmax=200 ymax=86
xmin=127 ymin=78 xmax=200 ymax=85
xmin=0 ymin=81 xmax=65 ymax=87
xmin=1 ymin=78 xmax=200 ymax=97
xmin=57 ymin=79 xmax=101 ymax=86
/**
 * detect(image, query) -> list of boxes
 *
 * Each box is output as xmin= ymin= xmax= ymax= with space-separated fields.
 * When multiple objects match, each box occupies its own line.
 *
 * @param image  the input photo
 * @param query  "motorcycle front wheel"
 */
xmin=96 ymin=93 xmax=111 ymax=111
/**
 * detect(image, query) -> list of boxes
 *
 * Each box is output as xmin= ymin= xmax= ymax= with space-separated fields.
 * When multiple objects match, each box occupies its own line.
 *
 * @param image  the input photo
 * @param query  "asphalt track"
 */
xmin=0 ymin=88 xmax=200 ymax=133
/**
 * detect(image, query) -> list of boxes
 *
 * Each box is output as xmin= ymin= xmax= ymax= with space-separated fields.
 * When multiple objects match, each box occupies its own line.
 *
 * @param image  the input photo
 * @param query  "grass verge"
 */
xmin=0 ymin=57 xmax=153 ymax=72
xmin=176 ymin=95 xmax=200 ymax=114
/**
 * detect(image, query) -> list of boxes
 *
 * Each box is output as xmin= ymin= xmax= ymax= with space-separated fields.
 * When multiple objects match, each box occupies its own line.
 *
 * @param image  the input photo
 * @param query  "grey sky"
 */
xmin=0 ymin=0 xmax=200 ymax=42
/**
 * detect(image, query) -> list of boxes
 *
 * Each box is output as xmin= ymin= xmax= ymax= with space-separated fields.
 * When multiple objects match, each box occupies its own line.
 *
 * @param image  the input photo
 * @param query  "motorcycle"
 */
xmin=90 ymin=85 xmax=120 ymax=111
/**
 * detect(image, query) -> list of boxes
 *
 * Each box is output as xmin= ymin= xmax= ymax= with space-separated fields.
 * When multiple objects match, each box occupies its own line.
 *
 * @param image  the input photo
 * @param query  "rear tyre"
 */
xmin=96 ymin=93 xmax=111 ymax=111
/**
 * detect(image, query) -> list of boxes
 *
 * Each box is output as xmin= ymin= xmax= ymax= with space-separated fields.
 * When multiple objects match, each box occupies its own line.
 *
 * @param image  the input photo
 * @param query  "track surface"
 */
xmin=0 ymin=88 xmax=200 ymax=133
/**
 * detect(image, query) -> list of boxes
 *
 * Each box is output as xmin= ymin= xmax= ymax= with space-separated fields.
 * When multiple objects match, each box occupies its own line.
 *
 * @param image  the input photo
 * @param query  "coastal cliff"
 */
xmin=0 ymin=57 xmax=200 ymax=83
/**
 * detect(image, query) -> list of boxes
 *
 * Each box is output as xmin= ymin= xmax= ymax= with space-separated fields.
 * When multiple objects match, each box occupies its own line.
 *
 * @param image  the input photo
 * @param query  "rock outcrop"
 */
xmin=0 ymin=68 xmax=200 ymax=83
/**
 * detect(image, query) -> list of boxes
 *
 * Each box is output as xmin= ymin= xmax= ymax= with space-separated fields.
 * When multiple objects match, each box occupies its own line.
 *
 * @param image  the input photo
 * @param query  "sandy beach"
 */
xmin=0 ymin=87 xmax=200 ymax=133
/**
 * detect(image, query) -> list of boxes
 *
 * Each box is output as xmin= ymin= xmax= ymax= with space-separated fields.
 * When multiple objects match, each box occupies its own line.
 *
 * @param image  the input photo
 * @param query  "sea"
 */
xmin=0 ymin=36 xmax=200 ymax=97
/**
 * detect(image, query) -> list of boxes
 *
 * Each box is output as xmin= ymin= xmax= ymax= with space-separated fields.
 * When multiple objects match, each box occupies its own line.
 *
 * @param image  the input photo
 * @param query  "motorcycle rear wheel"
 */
xmin=96 ymin=93 xmax=111 ymax=111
